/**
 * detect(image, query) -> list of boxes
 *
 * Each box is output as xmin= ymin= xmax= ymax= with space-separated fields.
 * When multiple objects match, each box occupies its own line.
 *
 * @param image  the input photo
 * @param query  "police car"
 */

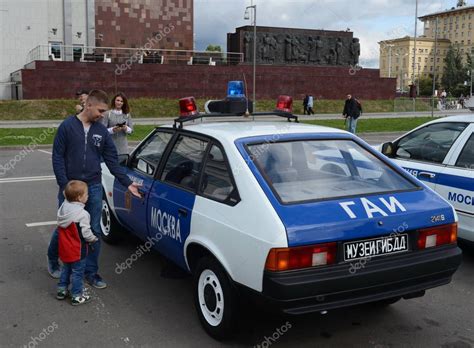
xmin=100 ymin=94 xmax=462 ymax=340
xmin=379 ymin=115 xmax=473 ymax=243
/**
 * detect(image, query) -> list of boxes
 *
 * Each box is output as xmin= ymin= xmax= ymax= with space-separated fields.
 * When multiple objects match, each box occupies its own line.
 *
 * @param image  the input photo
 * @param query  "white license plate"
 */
xmin=344 ymin=234 xmax=408 ymax=261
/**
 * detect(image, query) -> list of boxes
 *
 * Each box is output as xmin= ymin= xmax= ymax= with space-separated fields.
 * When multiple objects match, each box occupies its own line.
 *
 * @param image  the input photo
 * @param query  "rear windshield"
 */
xmin=247 ymin=139 xmax=418 ymax=204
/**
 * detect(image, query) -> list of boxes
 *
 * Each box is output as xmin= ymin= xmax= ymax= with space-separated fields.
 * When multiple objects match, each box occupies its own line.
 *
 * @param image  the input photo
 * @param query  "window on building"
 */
xmin=430 ymin=66 xmax=433 ymax=71
xmin=437 ymin=57 xmax=440 ymax=62
xmin=425 ymin=57 xmax=428 ymax=63
xmin=73 ymin=45 xmax=83 ymax=62
xmin=49 ymin=42 xmax=62 ymax=59
xmin=418 ymin=57 xmax=421 ymax=62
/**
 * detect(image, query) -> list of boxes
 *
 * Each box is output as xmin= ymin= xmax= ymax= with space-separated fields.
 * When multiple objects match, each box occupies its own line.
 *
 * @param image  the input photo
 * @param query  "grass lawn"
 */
xmin=0 ymin=117 xmax=436 ymax=147
xmin=0 ymin=98 xmax=410 ymax=121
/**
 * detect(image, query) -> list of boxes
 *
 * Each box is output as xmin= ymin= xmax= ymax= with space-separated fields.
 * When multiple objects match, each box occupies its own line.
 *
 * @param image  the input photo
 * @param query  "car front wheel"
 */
xmin=100 ymin=195 xmax=122 ymax=244
xmin=193 ymin=257 xmax=238 ymax=340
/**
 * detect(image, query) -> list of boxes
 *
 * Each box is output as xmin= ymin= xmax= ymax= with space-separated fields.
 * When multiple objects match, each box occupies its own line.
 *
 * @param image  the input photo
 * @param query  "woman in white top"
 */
xmin=101 ymin=92 xmax=133 ymax=155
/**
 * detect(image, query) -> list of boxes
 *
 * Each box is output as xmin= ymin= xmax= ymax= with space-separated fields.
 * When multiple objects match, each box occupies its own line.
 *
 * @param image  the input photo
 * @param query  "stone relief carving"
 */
xmin=243 ymin=31 xmax=360 ymax=66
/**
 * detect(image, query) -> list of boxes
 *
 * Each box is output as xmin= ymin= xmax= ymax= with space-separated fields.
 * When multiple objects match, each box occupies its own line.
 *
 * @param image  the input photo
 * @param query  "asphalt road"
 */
xmin=1 ymin=134 xmax=473 ymax=348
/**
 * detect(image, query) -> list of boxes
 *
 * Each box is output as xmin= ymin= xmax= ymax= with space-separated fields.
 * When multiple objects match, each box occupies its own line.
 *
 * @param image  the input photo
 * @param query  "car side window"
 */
xmin=455 ymin=133 xmax=474 ymax=169
xmin=395 ymin=122 xmax=468 ymax=164
xmin=161 ymin=135 xmax=209 ymax=190
xmin=201 ymin=145 xmax=238 ymax=204
xmin=130 ymin=131 xmax=173 ymax=175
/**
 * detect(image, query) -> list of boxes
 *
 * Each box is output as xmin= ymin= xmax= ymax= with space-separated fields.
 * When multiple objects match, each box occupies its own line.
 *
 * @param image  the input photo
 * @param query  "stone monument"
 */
xmin=227 ymin=26 xmax=360 ymax=66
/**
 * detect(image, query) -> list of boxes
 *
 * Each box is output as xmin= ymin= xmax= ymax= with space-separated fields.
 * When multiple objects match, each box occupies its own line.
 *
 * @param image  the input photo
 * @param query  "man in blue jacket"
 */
xmin=48 ymin=90 xmax=141 ymax=289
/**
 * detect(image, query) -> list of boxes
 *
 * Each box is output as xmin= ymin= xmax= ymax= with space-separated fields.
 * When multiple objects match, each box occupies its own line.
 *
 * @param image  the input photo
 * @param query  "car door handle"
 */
xmin=419 ymin=172 xmax=436 ymax=179
xmin=178 ymin=208 xmax=188 ymax=217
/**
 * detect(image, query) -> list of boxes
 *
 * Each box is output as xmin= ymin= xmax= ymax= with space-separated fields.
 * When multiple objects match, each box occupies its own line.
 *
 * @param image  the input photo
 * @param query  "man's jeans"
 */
xmin=347 ymin=117 xmax=358 ymax=134
xmin=48 ymin=183 xmax=103 ymax=281
xmin=57 ymin=259 xmax=86 ymax=297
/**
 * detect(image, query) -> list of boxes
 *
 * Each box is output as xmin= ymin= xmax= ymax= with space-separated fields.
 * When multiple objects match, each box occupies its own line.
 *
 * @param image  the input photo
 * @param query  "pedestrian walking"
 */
xmin=47 ymin=90 xmax=141 ymax=289
xmin=342 ymin=94 xmax=361 ymax=134
xmin=303 ymin=95 xmax=309 ymax=115
xmin=307 ymin=94 xmax=315 ymax=115
xmin=101 ymin=92 xmax=133 ymax=155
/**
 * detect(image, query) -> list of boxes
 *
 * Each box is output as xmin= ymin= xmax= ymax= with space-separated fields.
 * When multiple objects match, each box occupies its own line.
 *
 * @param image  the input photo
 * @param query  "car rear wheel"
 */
xmin=193 ymin=257 xmax=238 ymax=340
xmin=100 ymin=195 xmax=122 ymax=244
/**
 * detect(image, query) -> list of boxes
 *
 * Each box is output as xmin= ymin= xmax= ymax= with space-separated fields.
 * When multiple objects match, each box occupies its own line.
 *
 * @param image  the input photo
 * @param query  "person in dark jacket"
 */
xmin=56 ymin=180 xmax=98 ymax=305
xmin=47 ymin=90 xmax=141 ymax=289
xmin=303 ymin=95 xmax=309 ymax=115
xmin=342 ymin=94 xmax=362 ymax=134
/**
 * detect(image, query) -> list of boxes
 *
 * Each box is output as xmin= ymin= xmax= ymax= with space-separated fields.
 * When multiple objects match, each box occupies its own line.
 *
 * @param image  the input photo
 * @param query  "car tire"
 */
xmin=193 ymin=257 xmax=238 ymax=340
xmin=372 ymin=296 xmax=401 ymax=307
xmin=100 ymin=194 xmax=122 ymax=244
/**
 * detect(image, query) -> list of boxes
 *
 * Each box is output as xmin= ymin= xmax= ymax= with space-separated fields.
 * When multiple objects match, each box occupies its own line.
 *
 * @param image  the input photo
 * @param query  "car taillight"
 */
xmin=179 ymin=97 xmax=199 ymax=117
xmin=417 ymin=223 xmax=457 ymax=249
xmin=275 ymin=95 xmax=293 ymax=113
xmin=265 ymin=242 xmax=337 ymax=271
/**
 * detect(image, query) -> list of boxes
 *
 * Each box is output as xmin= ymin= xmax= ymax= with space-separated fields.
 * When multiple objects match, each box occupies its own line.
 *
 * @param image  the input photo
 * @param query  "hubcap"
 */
xmin=100 ymin=200 xmax=111 ymax=236
xmin=198 ymin=269 xmax=224 ymax=326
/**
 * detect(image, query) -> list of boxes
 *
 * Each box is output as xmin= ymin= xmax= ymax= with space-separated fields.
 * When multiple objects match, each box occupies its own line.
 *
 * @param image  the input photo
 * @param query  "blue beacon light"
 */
xmin=226 ymin=81 xmax=245 ymax=98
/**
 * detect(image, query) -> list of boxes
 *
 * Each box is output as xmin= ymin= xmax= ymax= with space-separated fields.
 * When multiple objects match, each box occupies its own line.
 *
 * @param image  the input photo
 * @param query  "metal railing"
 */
xmin=26 ymin=44 xmax=244 ymax=66
xmin=393 ymin=97 xmax=467 ymax=113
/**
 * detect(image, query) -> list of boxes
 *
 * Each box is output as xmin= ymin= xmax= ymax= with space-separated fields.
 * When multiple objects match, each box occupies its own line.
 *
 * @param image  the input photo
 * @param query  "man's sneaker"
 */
xmin=56 ymin=289 xmax=68 ymax=300
xmin=86 ymin=275 xmax=107 ymax=289
xmin=47 ymin=257 xmax=61 ymax=279
xmin=71 ymin=294 xmax=92 ymax=306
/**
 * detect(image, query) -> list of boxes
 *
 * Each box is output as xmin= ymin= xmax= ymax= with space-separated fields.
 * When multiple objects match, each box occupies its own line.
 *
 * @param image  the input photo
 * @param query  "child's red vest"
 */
xmin=58 ymin=223 xmax=88 ymax=263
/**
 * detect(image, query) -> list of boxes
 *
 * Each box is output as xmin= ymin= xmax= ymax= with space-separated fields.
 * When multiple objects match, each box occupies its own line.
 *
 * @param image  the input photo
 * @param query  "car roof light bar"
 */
xmin=173 ymin=111 xmax=298 ymax=129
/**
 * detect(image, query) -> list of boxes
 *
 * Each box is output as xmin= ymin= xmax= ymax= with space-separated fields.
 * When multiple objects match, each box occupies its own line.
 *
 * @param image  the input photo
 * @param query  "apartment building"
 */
xmin=420 ymin=4 xmax=474 ymax=59
xmin=379 ymin=37 xmax=450 ymax=91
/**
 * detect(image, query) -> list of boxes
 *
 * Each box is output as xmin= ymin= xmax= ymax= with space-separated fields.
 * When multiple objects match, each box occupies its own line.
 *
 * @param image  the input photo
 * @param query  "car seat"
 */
xmin=266 ymin=145 xmax=297 ymax=183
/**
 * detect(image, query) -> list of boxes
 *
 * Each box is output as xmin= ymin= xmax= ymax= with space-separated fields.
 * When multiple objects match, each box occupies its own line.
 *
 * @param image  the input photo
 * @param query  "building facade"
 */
xmin=420 ymin=3 xmax=474 ymax=60
xmin=379 ymin=37 xmax=450 ymax=91
xmin=0 ymin=0 xmax=193 ymax=100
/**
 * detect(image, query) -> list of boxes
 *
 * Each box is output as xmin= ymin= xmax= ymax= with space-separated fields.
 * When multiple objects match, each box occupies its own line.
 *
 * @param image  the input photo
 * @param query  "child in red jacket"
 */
xmin=56 ymin=180 xmax=98 ymax=305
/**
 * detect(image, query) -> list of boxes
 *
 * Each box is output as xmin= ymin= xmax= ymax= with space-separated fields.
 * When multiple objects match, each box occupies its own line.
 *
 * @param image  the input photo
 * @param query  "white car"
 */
xmin=379 ymin=115 xmax=473 ymax=242
xmin=100 ymin=111 xmax=462 ymax=340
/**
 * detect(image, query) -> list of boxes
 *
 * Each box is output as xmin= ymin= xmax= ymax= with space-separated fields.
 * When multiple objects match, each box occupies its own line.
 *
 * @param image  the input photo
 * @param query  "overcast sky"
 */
xmin=194 ymin=0 xmax=459 ymax=68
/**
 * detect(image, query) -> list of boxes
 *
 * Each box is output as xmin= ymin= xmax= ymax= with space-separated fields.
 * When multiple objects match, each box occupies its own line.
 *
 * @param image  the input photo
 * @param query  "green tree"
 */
xmin=418 ymin=75 xmax=440 ymax=96
xmin=205 ymin=45 xmax=222 ymax=52
xmin=441 ymin=46 xmax=465 ymax=95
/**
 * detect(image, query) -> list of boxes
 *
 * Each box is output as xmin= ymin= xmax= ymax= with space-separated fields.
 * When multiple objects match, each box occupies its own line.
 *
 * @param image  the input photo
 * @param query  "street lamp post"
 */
xmin=244 ymin=4 xmax=257 ymax=115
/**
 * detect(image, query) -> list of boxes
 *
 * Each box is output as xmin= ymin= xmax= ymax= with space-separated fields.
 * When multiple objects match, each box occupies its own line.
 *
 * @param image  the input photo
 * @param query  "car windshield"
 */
xmin=247 ymin=139 xmax=418 ymax=204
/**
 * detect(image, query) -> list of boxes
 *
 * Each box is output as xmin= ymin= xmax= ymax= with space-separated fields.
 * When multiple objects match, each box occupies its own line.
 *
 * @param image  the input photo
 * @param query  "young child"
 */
xmin=56 ymin=180 xmax=98 ymax=305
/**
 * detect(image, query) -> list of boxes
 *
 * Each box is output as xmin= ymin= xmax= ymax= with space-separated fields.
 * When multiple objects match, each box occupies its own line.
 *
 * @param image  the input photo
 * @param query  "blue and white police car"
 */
xmin=379 ymin=115 xmax=473 ymax=243
xmin=100 ymin=95 xmax=462 ymax=339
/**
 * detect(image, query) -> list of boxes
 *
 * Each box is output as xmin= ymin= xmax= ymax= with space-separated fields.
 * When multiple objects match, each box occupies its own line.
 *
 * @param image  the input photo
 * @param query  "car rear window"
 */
xmin=247 ymin=139 xmax=418 ymax=204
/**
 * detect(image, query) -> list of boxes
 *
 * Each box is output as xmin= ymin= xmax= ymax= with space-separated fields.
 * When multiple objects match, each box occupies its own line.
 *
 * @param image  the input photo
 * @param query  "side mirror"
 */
xmin=381 ymin=142 xmax=395 ymax=158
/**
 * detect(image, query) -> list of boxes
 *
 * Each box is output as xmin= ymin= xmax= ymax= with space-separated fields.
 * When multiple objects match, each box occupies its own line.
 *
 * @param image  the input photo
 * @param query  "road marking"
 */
xmin=0 ymin=175 xmax=55 ymax=183
xmin=25 ymin=221 xmax=57 ymax=227
xmin=37 ymin=149 xmax=52 ymax=155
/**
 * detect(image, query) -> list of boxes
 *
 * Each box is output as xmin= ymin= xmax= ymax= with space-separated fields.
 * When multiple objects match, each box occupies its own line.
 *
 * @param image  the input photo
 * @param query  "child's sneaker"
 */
xmin=56 ymin=289 xmax=68 ymax=300
xmin=71 ymin=294 xmax=91 ymax=306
